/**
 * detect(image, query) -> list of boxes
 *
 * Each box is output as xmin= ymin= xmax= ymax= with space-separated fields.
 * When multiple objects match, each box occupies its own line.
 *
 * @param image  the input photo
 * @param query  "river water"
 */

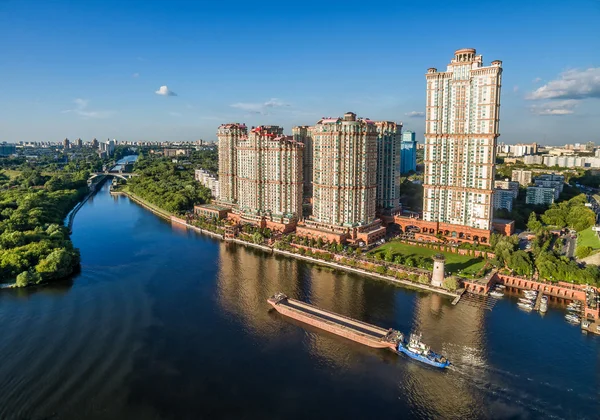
xmin=0 ymin=183 xmax=598 ymax=419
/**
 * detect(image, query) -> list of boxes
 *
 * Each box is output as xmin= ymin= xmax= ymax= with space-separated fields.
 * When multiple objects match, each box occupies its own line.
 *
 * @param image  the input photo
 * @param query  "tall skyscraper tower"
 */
xmin=311 ymin=112 xmax=378 ymax=227
xmin=375 ymin=121 xmax=402 ymax=211
xmin=236 ymin=126 xmax=303 ymax=224
xmin=292 ymin=126 xmax=313 ymax=197
xmin=400 ymin=130 xmax=417 ymax=174
xmin=217 ymin=123 xmax=247 ymax=205
xmin=423 ymin=48 xmax=502 ymax=231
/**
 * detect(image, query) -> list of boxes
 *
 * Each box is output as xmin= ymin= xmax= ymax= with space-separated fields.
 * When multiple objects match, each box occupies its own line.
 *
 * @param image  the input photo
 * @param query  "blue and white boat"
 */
xmin=395 ymin=333 xmax=450 ymax=369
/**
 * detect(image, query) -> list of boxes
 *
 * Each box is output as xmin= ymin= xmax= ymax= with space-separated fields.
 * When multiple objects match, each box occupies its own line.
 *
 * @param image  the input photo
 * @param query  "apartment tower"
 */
xmin=235 ymin=125 xmax=303 ymax=228
xmin=375 ymin=121 xmax=402 ymax=211
xmin=423 ymin=48 xmax=502 ymax=232
xmin=292 ymin=126 xmax=313 ymax=197
xmin=217 ymin=122 xmax=247 ymax=205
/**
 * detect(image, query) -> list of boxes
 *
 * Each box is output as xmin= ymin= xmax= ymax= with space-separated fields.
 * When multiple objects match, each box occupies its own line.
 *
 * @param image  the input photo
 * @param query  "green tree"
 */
xmin=575 ymin=246 xmax=593 ymax=259
xmin=527 ymin=212 xmax=543 ymax=233
xmin=252 ymin=232 xmax=264 ymax=244
xmin=15 ymin=270 xmax=41 ymax=287
xmin=443 ymin=276 xmax=459 ymax=292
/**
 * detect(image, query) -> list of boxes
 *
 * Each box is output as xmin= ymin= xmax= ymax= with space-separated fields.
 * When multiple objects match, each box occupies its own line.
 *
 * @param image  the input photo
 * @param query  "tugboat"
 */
xmin=395 ymin=333 xmax=450 ymax=369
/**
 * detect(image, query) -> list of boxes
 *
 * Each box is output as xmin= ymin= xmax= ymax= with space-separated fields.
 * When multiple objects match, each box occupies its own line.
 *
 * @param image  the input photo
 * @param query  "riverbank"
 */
xmin=113 ymin=188 xmax=460 ymax=299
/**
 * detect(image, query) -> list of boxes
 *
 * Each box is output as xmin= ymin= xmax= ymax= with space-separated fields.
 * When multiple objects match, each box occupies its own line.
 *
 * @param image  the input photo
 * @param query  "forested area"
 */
xmin=0 ymin=169 xmax=88 ymax=286
xmin=127 ymin=156 xmax=212 ymax=214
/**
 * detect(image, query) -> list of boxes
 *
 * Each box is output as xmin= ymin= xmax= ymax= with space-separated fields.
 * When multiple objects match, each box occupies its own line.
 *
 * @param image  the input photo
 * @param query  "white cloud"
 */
xmin=527 ymin=68 xmax=600 ymax=100
xmin=533 ymin=77 xmax=542 ymax=84
xmin=230 ymin=98 xmax=289 ymax=115
xmin=405 ymin=111 xmax=425 ymax=118
xmin=155 ymin=85 xmax=177 ymax=96
xmin=530 ymin=100 xmax=578 ymax=116
xmin=132 ymin=72 xmax=140 ymax=78
xmin=62 ymin=98 xmax=113 ymax=119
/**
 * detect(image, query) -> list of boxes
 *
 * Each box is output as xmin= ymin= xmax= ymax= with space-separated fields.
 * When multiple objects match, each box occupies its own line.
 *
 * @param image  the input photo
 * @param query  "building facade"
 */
xmin=195 ymin=169 xmax=220 ymax=199
xmin=292 ymin=126 xmax=313 ymax=197
xmin=375 ymin=121 xmax=402 ymax=211
xmin=494 ymin=179 xmax=519 ymax=198
xmin=400 ymin=130 xmax=417 ymax=173
xmin=526 ymin=186 xmax=556 ymax=205
xmin=493 ymin=189 xmax=515 ymax=212
xmin=235 ymin=125 xmax=303 ymax=228
xmin=511 ymin=169 xmax=533 ymax=186
xmin=217 ymin=123 xmax=247 ymax=205
xmin=423 ymin=48 xmax=502 ymax=233
xmin=297 ymin=112 xmax=386 ymax=244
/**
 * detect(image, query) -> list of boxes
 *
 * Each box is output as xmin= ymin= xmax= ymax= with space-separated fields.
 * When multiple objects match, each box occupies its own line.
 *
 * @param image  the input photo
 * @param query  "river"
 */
xmin=0 ymin=183 xmax=598 ymax=419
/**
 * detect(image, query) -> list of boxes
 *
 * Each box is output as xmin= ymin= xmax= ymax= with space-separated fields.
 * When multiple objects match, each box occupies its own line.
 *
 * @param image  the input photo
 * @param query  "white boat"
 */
xmin=565 ymin=314 xmax=581 ymax=323
xmin=539 ymin=297 xmax=548 ymax=313
xmin=518 ymin=302 xmax=534 ymax=311
xmin=490 ymin=290 xmax=504 ymax=298
xmin=496 ymin=284 xmax=506 ymax=289
xmin=519 ymin=298 xmax=534 ymax=304
xmin=524 ymin=291 xmax=538 ymax=297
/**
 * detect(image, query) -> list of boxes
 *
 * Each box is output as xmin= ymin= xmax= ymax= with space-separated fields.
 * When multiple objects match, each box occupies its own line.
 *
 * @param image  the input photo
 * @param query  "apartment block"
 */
xmin=400 ymin=130 xmax=417 ymax=174
xmin=511 ymin=169 xmax=533 ymax=186
xmin=375 ymin=121 xmax=402 ymax=211
xmin=292 ymin=126 xmax=313 ymax=197
xmin=526 ymin=186 xmax=556 ymax=205
xmin=494 ymin=179 xmax=519 ymax=198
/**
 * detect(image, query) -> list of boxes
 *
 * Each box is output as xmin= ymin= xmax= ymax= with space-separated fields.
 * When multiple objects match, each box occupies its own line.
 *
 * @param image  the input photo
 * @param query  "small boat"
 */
xmin=518 ymin=302 xmax=533 ymax=311
xmin=496 ymin=284 xmax=506 ymax=289
xmin=519 ymin=298 xmax=534 ymax=304
xmin=565 ymin=314 xmax=581 ymax=324
xmin=524 ymin=291 xmax=538 ymax=297
xmin=489 ymin=290 xmax=504 ymax=298
xmin=539 ymin=296 xmax=548 ymax=313
xmin=582 ymin=320 xmax=591 ymax=328
xmin=395 ymin=333 xmax=450 ymax=369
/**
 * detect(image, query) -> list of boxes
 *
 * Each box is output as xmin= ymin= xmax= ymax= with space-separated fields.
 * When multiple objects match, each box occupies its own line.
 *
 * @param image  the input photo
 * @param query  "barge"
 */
xmin=267 ymin=293 xmax=449 ymax=368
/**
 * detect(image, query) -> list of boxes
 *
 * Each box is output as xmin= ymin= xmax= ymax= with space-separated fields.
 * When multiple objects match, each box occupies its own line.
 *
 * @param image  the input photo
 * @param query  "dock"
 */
xmin=533 ymin=292 xmax=544 ymax=311
xmin=267 ymin=293 xmax=402 ymax=350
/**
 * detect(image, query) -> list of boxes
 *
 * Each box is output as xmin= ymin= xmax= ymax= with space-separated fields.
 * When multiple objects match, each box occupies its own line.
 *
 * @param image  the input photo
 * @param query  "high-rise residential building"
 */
xmin=423 ymin=48 xmax=502 ymax=237
xmin=493 ymin=189 xmax=515 ymax=212
xmin=63 ymin=138 xmax=70 ymax=150
xmin=92 ymin=138 xmax=99 ymax=149
xmin=75 ymin=138 xmax=83 ymax=147
xmin=375 ymin=121 xmax=402 ymax=211
xmin=292 ymin=126 xmax=313 ymax=197
xmin=297 ymin=112 xmax=385 ymax=244
xmin=526 ymin=186 xmax=556 ymax=205
xmin=0 ymin=143 xmax=16 ymax=156
xmin=217 ymin=123 xmax=247 ymax=205
xmin=494 ymin=179 xmax=519 ymax=198
xmin=235 ymin=125 xmax=303 ymax=229
xmin=400 ymin=130 xmax=417 ymax=173
xmin=511 ymin=169 xmax=533 ymax=186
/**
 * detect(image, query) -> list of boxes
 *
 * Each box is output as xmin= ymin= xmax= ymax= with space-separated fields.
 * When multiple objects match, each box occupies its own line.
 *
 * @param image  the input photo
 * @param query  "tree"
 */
xmin=575 ymin=246 xmax=593 ymax=259
xmin=527 ymin=212 xmax=543 ymax=233
xmin=252 ymin=232 xmax=264 ymax=244
xmin=508 ymin=250 xmax=533 ymax=276
xmin=15 ymin=270 xmax=41 ymax=287
xmin=384 ymin=248 xmax=394 ymax=262
xmin=443 ymin=276 xmax=459 ymax=292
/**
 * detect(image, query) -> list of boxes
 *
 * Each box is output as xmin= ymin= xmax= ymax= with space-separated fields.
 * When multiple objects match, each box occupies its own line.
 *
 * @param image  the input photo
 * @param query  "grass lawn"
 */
xmin=578 ymin=226 xmax=600 ymax=250
xmin=369 ymin=241 xmax=487 ymax=276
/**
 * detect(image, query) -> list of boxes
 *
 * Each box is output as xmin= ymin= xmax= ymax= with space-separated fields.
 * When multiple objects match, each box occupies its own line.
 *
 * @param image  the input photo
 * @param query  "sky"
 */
xmin=1 ymin=0 xmax=599 ymax=145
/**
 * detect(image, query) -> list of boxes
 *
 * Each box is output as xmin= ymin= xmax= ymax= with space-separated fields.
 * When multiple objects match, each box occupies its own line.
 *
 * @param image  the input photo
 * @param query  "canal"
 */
xmin=0 ymin=184 xmax=598 ymax=419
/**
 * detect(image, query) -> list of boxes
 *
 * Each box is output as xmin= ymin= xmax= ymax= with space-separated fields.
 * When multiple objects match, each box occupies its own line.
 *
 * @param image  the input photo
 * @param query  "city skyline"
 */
xmin=1 ymin=1 xmax=599 ymax=145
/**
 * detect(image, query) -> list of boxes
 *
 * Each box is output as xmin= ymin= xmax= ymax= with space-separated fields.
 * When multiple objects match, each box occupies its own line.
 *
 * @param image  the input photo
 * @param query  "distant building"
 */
xmin=523 ymin=155 xmax=543 ymax=165
xmin=217 ymin=123 xmax=247 ymax=205
xmin=534 ymin=174 xmax=564 ymax=197
xmin=0 ymin=143 xmax=16 ymax=156
xmin=375 ymin=121 xmax=402 ymax=211
xmin=292 ymin=126 xmax=313 ymax=197
xmin=163 ymin=148 xmax=190 ymax=157
xmin=526 ymin=186 xmax=556 ymax=205
xmin=92 ymin=138 xmax=99 ymax=149
xmin=75 ymin=138 xmax=83 ymax=148
xmin=194 ymin=169 xmax=220 ymax=199
xmin=493 ymin=189 xmax=515 ymax=212
xmin=400 ymin=130 xmax=417 ymax=174
xmin=63 ymin=138 xmax=70 ymax=150
xmin=511 ymin=169 xmax=533 ymax=186
xmin=494 ymin=180 xmax=519 ymax=198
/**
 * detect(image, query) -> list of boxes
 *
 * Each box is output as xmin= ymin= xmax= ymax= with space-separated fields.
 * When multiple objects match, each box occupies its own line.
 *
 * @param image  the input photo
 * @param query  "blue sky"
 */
xmin=1 ymin=0 xmax=599 ymax=144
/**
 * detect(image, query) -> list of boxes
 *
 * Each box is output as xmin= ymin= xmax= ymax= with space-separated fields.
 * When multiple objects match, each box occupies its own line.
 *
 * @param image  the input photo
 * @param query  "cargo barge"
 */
xmin=267 ymin=293 xmax=402 ymax=349
xmin=267 ymin=293 xmax=450 ymax=368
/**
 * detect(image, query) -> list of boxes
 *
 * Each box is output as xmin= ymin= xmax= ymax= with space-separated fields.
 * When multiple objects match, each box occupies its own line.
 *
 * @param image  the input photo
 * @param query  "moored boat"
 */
xmin=518 ymin=302 xmax=534 ymax=311
xmin=539 ymin=296 xmax=548 ymax=313
xmin=565 ymin=314 xmax=581 ymax=324
xmin=490 ymin=290 xmax=504 ymax=298
xmin=395 ymin=333 xmax=450 ymax=369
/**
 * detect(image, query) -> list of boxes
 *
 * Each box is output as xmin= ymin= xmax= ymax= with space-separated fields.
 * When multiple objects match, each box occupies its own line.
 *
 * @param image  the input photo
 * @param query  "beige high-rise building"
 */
xmin=424 ymin=48 xmax=502 ymax=232
xmin=235 ymin=125 xmax=303 ymax=228
xmin=292 ymin=126 xmax=313 ymax=197
xmin=297 ymin=112 xmax=386 ymax=244
xmin=217 ymin=122 xmax=247 ymax=205
xmin=311 ymin=112 xmax=378 ymax=226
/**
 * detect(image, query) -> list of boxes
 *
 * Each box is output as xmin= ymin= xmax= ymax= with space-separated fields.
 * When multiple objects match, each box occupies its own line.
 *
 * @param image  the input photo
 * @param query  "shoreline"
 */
xmin=112 ymin=188 xmax=460 ymax=300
